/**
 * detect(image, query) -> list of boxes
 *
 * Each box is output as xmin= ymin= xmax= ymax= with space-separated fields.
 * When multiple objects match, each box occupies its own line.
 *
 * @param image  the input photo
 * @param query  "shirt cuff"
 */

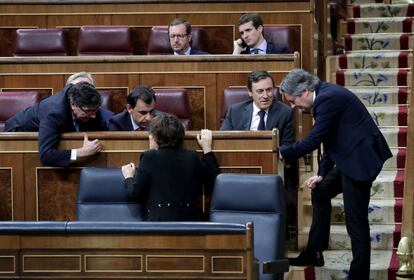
xmin=70 ymin=149 xmax=77 ymax=161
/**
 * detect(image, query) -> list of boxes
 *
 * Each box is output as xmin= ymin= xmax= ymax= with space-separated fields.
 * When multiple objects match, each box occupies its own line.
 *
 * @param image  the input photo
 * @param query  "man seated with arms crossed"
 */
xmin=109 ymin=86 xmax=163 ymax=131
xmin=169 ymin=18 xmax=208 ymax=55
xmin=5 ymin=74 xmax=113 ymax=167
xmin=233 ymin=12 xmax=289 ymax=55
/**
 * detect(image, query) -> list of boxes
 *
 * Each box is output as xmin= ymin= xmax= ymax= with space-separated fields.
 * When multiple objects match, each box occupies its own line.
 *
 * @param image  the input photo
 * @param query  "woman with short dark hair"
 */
xmin=121 ymin=114 xmax=220 ymax=221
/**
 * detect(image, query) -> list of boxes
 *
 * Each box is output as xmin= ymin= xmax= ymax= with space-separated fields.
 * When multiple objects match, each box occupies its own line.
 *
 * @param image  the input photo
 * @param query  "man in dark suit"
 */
xmin=5 ymin=82 xmax=114 ymax=167
xmin=279 ymin=69 xmax=392 ymax=280
xmin=168 ymin=18 xmax=208 ymax=55
xmin=220 ymin=70 xmax=294 ymax=146
xmin=232 ymin=12 xmax=289 ymax=55
xmin=220 ymin=70 xmax=296 ymax=234
xmin=109 ymin=86 xmax=161 ymax=131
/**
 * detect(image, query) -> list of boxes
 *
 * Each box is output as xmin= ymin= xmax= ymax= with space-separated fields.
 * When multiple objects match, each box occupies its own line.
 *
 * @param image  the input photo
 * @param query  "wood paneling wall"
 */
xmin=0 ymin=0 xmax=315 ymax=70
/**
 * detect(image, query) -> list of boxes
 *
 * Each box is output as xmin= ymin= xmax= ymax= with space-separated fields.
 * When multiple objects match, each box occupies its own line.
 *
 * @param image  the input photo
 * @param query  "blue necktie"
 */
xmin=257 ymin=110 xmax=266 ymax=130
xmin=251 ymin=48 xmax=260 ymax=54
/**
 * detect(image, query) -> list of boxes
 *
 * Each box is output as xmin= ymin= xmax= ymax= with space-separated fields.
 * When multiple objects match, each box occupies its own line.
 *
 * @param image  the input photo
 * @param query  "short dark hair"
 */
xmin=67 ymin=82 xmax=102 ymax=107
xmin=238 ymin=12 xmax=263 ymax=29
xmin=247 ymin=70 xmax=275 ymax=92
xmin=127 ymin=86 xmax=156 ymax=108
xmin=149 ymin=114 xmax=184 ymax=149
xmin=169 ymin=18 xmax=191 ymax=35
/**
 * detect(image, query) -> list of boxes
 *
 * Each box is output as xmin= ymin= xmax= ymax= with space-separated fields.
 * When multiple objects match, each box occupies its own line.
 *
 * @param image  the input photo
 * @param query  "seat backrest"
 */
xmin=221 ymin=86 xmax=283 ymax=123
xmin=263 ymin=26 xmax=298 ymax=53
xmin=76 ymin=167 xmax=143 ymax=221
xmin=77 ymin=25 xmax=133 ymax=55
xmin=221 ymin=87 xmax=251 ymax=122
xmin=147 ymin=26 xmax=207 ymax=55
xmin=97 ymin=90 xmax=113 ymax=111
xmin=154 ymin=88 xmax=192 ymax=130
xmin=13 ymin=28 xmax=69 ymax=56
xmin=0 ymin=91 xmax=41 ymax=131
xmin=210 ymin=173 xmax=286 ymax=280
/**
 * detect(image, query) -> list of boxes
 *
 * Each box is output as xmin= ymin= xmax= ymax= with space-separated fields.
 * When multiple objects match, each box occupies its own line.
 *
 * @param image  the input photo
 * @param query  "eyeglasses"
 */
xmin=169 ymin=34 xmax=189 ymax=39
xmin=78 ymin=106 xmax=99 ymax=114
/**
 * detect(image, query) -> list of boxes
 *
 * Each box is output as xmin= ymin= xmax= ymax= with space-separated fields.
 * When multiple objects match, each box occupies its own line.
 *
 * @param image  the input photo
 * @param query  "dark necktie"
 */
xmin=257 ymin=110 xmax=266 ymax=130
xmin=251 ymin=48 xmax=260 ymax=54
xmin=135 ymin=127 xmax=143 ymax=131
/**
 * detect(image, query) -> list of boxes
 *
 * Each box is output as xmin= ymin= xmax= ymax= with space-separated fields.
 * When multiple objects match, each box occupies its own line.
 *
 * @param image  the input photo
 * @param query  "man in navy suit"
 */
xmin=109 ymin=86 xmax=161 ymax=131
xmin=168 ymin=18 xmax=208 ymax=55
xmin=232 ymin=12 xmax=289 ymax=55
xmin=5 ymin=81 xmax=114 ymax=167
xmin=279 ymin=69 xmax=392 ymax=280
xmin=220 ymin=70 xmax=297 ymax=233
xmin=220 ymin=70 xmax=294 ymax=146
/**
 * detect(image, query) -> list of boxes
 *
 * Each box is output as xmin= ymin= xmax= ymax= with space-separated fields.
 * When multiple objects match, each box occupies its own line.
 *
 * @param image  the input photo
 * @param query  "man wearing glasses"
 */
xmin=5 ymin=80 xmax=113 ymax=167
xmin=168 ymin=18 xmax=208 ymax=55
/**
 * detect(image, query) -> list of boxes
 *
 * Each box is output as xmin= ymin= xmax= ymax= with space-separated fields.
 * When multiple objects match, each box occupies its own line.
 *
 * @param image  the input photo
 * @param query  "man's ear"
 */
xmin=69 ymin=100 xmax=76 ymax=110
xmin=188 ymin=33 xmax=192 ymax=44
xmin=248 ymin=91 xmax=253 ymax=98
xmin=258 ymin=25 xmax=263 ymax=33
xmin=126 ymin=104 xmax=133 ymax=114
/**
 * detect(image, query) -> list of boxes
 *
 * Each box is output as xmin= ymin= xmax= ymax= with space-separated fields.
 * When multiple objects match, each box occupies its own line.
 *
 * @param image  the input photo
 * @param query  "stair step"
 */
xmin=393 ymin=0 xmax=414 ymax=4
xmin=345 ymin=17 xmax=414 ymax=34
xmin=303 ymin=198 xmax=403 ymax=224
xmin=341 ymin=169 xmax=404 ymax=198
xmin=380 ymin=126 xmax=408 ymax=147
xmin=301 ymin=170 xmax=404 ymax=200
xmin=337 ymin=51 xmax=412 ymax=69
xmin=333 ymin=69 xmax=412 ymax=87
xmin=345 ymin=87 xmax=409 ymax=106
xmin=296 ymin=249 xmax=398 ymax=280
xmin=383 ymin=147 xmax=406 ymax=169
xmin=347 ymin=0 xmax=386 ymax=4
xmin=367 ymin=105 xmax=408 ymax=126
xmin=298 ymin=224 xmax=401 ymax=250
xmin=350 ymin=3 xmax=414 ymax=18
xmin=343 ymin=33 xmax=413 ymax=51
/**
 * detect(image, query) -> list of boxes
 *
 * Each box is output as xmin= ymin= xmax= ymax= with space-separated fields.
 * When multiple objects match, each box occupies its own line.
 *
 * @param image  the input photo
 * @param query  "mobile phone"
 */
xmin=238 ymin=39 xmax=247 ymax=48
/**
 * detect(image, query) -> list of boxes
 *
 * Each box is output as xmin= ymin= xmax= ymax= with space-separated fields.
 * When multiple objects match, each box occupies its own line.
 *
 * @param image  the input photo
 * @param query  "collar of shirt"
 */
xmin=174 ymin=47 xmax=192 ymax=55
xmin=130 ymin=114 xmax=141 ymax=131
xmin=252 ymin=40 xmax=267 ymax=54
xmin=312 ymin=90 xmax=316 ymax=102
xmin=250 ymin=102 xmax=269 ymax=130
xmin=71 ymin=112 xmax=80 ymax=132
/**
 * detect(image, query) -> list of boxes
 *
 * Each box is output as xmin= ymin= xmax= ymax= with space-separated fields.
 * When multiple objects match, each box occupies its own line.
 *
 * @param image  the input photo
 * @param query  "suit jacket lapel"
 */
xmin=266 ymin=101 xmax=280 ymax=129
xmin=242 ymin=102 xmax=253 ymax=130
xmin=125 ymin=111 xmax=134 ymax=131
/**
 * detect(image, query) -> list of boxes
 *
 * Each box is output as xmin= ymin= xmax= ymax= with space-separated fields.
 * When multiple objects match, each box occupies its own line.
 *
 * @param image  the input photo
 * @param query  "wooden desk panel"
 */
xmin=0 ymin=131 xmax=279 ymax=221
xmin=0 ymin=54 xmax=299 ymax=130
xmin=0 ymin=223 xmax=255 ymax=279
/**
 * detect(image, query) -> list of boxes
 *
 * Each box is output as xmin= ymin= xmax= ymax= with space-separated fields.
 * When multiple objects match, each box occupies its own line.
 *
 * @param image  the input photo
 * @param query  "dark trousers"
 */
xmin=307 ymin=167 xmax=372 ymax=280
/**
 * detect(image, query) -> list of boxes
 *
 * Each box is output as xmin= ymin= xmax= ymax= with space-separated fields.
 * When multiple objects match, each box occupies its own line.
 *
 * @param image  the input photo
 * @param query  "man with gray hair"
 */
xmin=279 ymin=69 xmax=392 ymax=279
xmin=66 ymin=71 xmax=95 ymax=86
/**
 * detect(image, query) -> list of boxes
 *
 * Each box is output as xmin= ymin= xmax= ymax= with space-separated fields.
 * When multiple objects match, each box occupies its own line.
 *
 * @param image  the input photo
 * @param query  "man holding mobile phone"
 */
xmin=232 ymin=12 xmax=289 ymax=55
